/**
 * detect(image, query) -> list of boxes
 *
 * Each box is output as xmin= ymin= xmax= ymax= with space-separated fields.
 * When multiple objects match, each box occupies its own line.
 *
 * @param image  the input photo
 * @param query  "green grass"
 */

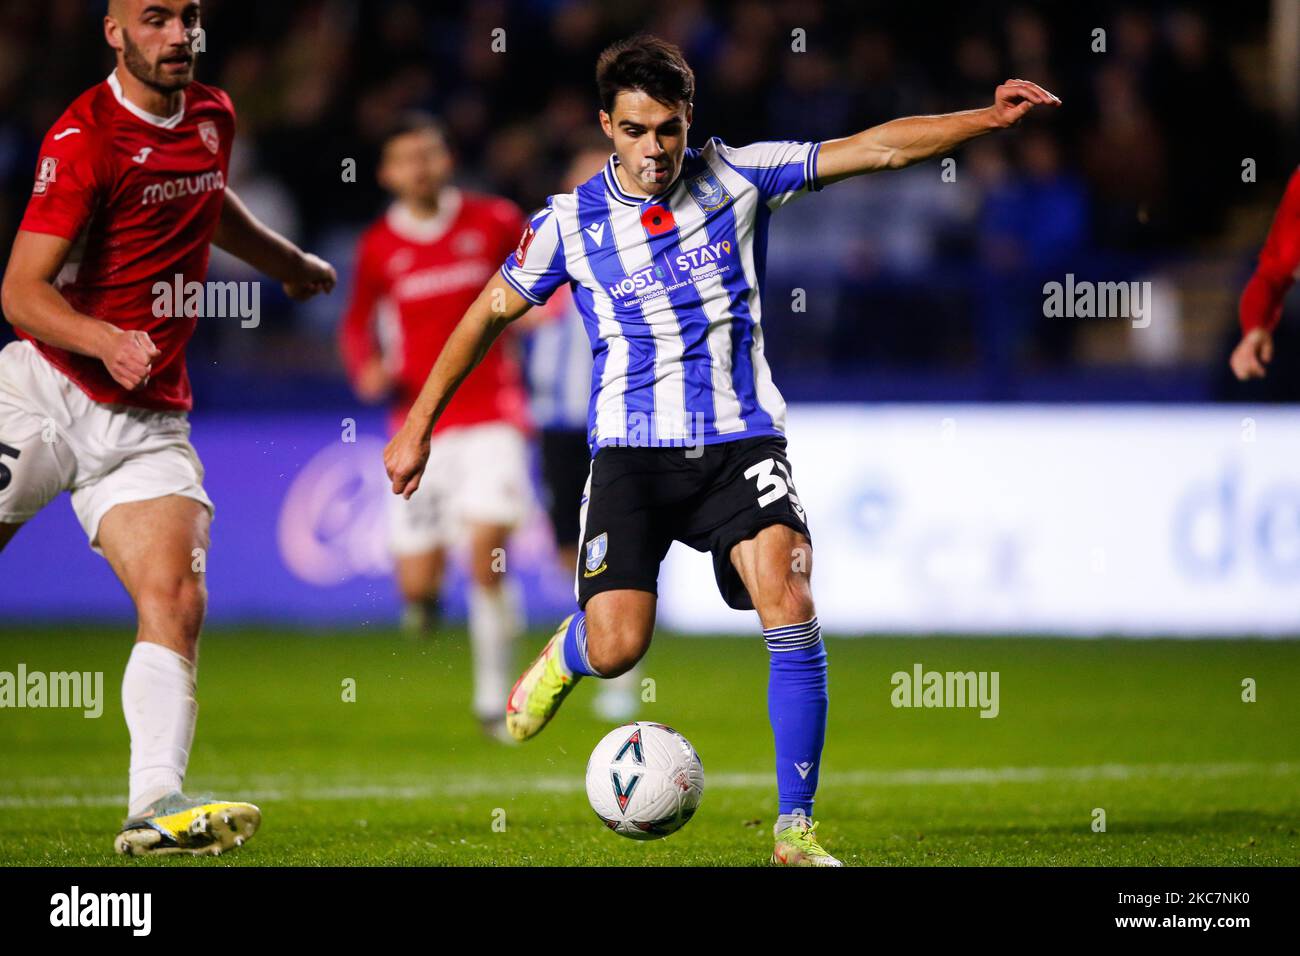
xmin=0 ymin=627 xmax=1297 ymax=866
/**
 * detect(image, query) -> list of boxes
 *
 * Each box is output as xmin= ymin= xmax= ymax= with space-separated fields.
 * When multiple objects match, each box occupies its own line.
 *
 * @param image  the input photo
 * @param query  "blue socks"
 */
xmin=764 ymin=617 xmax=828 ymax=817
xmin=561 ymin=611 xmax=601 ymax=677
xmin=563 ymin=609 xmax=827 ymax=818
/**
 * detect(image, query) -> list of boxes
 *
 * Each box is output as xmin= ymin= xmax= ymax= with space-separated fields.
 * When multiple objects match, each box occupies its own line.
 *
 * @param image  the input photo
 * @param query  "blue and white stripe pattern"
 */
xmin=561 ymin=612 xmax=598 ymax=677
xmin=763 ymin=617 xmax=823 ymax=653
xmin=501 ymin=137 xmax=823 ymax=451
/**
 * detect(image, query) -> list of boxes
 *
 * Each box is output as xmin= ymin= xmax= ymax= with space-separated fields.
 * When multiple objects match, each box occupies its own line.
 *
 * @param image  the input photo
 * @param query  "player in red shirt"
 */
xmin=0 ymin=0 xmax=336 ymax=855
xmin=339 ymin=114 xmax=531 ymax=739
xmin=1231 ymin=166 xmax=1300 ymax=380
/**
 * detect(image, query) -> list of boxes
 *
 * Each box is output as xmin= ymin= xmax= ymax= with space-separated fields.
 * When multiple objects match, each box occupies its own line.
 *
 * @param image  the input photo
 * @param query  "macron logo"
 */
xmin=52 ymin=127 xmax=81 ymax=141
xmin=49 ymin=885 xmax=151 ymax=936
xmin=794 ymin=761 xmax=815 ymax=780
xmin=584 ymin=221 xmax=606 ymax=246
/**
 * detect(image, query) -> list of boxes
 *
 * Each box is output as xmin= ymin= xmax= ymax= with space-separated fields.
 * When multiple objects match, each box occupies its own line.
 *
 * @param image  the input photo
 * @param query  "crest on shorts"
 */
xmin=583 ymin=532 xmax=608 ymax=577
xmin=687 ymin=171 xmax=731 ymax=212
xmin=198 ymin=120 xmax=220 ymax=154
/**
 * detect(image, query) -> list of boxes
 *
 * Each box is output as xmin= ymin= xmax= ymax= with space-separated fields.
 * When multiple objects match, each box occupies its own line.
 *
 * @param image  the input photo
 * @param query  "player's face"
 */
xmin=600 ymin=91 xmax=692 ymax=196
xmin=379 ymin=129 xmax=453 ymax=207
xmin=110 ymin=1 xmax=202 ymax=93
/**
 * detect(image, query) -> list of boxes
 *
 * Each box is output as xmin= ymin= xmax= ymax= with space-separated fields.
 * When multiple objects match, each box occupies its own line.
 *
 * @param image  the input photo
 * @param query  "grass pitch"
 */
xmin=0 ymin=627 xmax=1296 ymax=866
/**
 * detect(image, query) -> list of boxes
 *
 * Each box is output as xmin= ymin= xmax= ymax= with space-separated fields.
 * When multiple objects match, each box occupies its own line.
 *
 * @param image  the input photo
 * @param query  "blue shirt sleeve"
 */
xmin=500 ymin=200 xmax=569 ymax=305
xmin=710 ymin=138 xmax=823 ymax=210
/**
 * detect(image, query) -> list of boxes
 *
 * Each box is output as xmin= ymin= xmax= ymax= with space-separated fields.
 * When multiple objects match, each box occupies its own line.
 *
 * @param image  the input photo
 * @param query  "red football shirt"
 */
xmin=340 ymin=189 xmax=531 ymax=435
xmin=17 ymin=71 xmax=235 ymax=411
xmin=1240 ymin=166 xmax=1300 ymax=334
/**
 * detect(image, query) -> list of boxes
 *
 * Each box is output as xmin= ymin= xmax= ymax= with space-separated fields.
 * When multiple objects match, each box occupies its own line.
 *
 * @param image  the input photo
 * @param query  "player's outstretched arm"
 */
xmin=1 ymin=230 xmax=158 ymax=391
xmin=384 ymin=274 xmax=533 ymax=499
xmin=817 ymin=79 xmax=1061 ymax=186
xmin=1230 ymin=168 xmax=1300 ymax=381
xmin=213 ymin=188 xmax=337 ymax=301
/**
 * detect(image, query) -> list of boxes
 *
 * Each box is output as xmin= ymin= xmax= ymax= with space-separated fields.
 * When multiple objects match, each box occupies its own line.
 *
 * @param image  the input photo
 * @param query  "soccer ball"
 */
xmin=585 ymin=722 xmax=704 ymax=840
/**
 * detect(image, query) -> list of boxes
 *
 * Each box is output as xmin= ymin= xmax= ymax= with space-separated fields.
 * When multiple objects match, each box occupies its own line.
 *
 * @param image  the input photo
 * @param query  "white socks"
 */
xmin=775 ymin=812 xmax=811 ymax=835
xmin=468 ymin=583 xmax=522 ymax=720
xmin=122 ymin=642 xmax=197 ymax=818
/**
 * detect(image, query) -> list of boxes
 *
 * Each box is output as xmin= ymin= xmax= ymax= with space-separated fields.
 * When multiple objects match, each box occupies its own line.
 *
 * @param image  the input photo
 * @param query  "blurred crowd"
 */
xmin=0 ymin=0 xmax=1294 ymax=403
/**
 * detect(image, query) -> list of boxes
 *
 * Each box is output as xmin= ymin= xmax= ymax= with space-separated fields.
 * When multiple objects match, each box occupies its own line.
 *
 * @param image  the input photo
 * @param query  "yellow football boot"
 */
xmin=506 ymin=615 xmax=582 ymax=741
xmin=114 ymin=791 xmax=261 ymax=857
xmin=772 ymin=817 xmax=843 ymax=867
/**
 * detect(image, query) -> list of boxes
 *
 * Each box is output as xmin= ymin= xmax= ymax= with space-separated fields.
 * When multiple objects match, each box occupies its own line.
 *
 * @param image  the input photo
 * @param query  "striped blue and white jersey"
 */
xmin=500 ymin=137 xmax=823 ymax=450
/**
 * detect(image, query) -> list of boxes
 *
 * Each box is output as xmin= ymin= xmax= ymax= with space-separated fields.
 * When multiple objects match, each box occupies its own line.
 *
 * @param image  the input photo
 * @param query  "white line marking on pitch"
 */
xmin=0 ymin=761 xmax=1293 ymax=809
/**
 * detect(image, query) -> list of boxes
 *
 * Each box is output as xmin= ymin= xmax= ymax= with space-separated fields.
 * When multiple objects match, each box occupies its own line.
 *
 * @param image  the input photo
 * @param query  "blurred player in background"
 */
xmin=0 ymin=0 xmax=335 ymax=855
xmin=339 ymin=113 xmax=530 ymax=740
xmin=384 ymin=34 xmax=1057 ymax=865
xmin=1230 ymin=166 xmax=1300 ymax=381
xmin=522 ymin=142 xmax=639 ymax=722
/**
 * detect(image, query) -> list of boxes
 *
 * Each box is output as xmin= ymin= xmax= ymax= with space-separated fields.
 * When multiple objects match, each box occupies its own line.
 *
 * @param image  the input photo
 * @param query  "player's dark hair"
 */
xmin=596 ymin=35 xmax=695 ymax=115
xmin=379 ymin=111 xmax=447 ymax=149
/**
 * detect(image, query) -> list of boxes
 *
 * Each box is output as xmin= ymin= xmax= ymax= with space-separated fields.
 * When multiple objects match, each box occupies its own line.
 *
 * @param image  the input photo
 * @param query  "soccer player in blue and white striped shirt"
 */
xmin=385 ymin=34 xmax=1059 ymax=865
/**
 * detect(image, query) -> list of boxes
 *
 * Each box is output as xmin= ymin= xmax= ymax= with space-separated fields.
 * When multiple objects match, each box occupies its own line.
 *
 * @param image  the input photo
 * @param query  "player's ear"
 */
xmin=598 ymin=111 xmax=614 ymax=140
xmin=103 ymin=16 xmax=124 ymax=53
xmin=684 ymin=102 xmax=693 ymax=128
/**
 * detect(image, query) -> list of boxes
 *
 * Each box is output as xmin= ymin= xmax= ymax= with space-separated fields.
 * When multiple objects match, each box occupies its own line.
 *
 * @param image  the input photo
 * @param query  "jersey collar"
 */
xmin=385 ymin=187 xmax=462 ymax=244
xmin=604 ymin=154 xmax=683 ymax=207
xmin=107 ymin=71 xmax=187 ymax=129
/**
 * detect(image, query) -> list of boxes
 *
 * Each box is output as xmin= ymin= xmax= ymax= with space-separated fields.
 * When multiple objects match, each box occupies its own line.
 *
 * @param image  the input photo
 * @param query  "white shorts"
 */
xmin=0 ymin=340 xmax=212 ymax=549
xmin=388 ymin=421 xmax=531 ymax=556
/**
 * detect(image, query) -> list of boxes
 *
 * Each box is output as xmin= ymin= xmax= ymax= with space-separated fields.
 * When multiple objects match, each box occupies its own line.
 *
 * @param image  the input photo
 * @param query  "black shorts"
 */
xmin=539 ymin=427 xmax=592 ymax=549
xmin=576 ymin=434 xmax=811 ymax=611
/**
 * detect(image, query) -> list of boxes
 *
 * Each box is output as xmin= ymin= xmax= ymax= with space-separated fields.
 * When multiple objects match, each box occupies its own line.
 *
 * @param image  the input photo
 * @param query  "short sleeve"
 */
xmin=499 ymin=201 xmax=568 ymax=306
xmin=711 ymin=138 xmax=823 ymax=210
xmin=1239 ymin=165 xmax=1300 ymax=333
xmin=20 ymin=120 xmax=109 ymax=241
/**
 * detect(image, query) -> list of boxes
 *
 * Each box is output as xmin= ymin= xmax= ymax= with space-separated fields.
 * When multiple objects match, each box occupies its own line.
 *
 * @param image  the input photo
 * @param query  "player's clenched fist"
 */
xmin=384 ymin=423 xmax=431 ymax=499
xmin=1230 ymin=328 xmax=1274 ymax=381
xmin=101 ymin=328 xmax=161 ymax=391
xmin=990 ymin=78 xmax=1061 ymax=128
xmin=283 ymin=252 xmax=337 ymax=301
